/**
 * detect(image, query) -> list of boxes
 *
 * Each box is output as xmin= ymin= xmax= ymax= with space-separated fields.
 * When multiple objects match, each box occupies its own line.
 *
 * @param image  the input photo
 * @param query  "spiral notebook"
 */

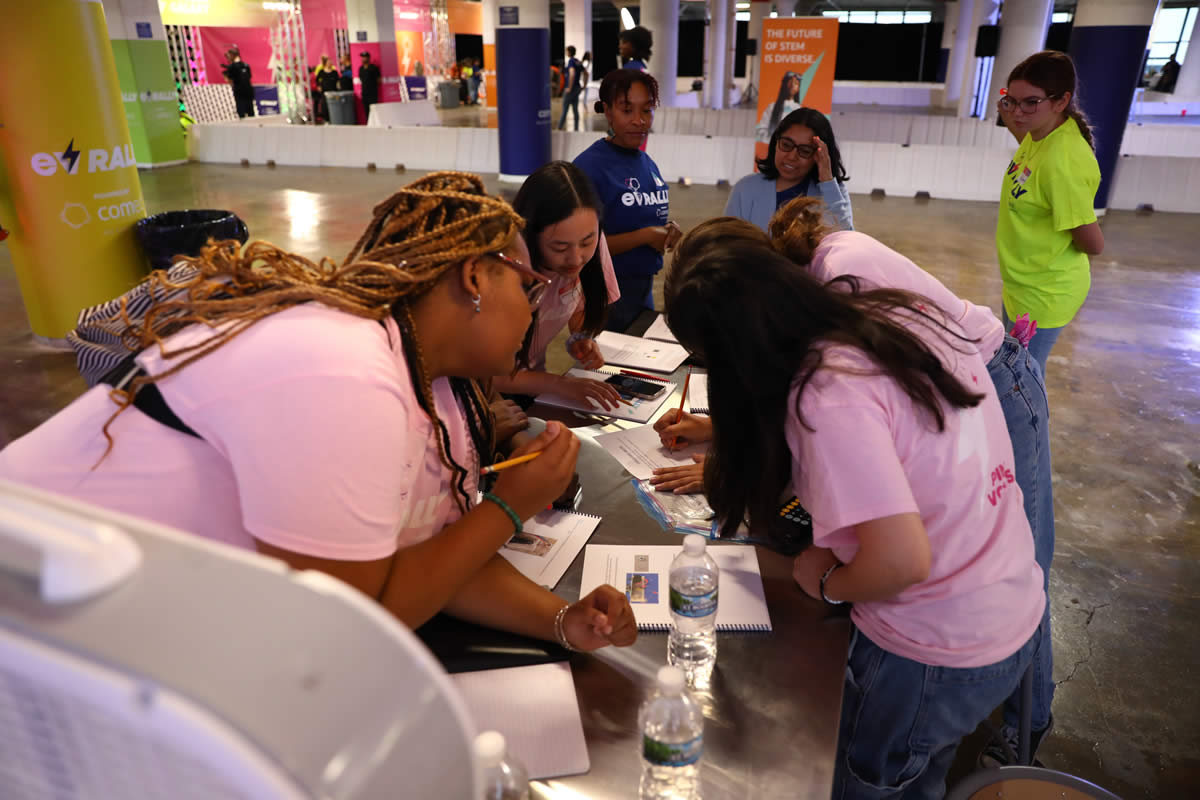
xmin=578 ymin=544 xmax=772 ymax=631
xmin=595 ymin=331 xmax=690 ymax=373
xmin=499 ymin=508 xmax=602 ymax=589
xmin=688 ymin=373 xmax=709 ymax=415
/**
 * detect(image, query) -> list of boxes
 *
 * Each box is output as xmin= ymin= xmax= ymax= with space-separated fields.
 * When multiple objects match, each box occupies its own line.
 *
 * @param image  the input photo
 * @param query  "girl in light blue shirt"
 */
xmin=726 ymin=107 xmax=853 ymax=233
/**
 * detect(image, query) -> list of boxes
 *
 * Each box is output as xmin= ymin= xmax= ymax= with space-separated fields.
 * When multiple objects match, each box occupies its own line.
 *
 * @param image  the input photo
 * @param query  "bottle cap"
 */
xmin=683 ymin=533 xmax=706 ymax=555
xmin=657 ymin=665 xmax=686 ymax=694
xmin=474 ymin=730 xmax=507 ymax=767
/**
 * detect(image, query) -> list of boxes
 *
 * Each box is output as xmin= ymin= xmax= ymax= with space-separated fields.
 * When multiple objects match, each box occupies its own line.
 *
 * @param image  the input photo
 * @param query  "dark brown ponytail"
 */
xmin=1008 ymin=50 xmax=1096 ymax=152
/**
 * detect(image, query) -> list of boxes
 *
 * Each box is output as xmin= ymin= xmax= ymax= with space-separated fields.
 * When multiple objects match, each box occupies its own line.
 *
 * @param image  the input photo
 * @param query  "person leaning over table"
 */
xmin=0 ymin=171 xmax=636 ymax=654
xmin=661 ymin=231 xmax=1045 ymax=800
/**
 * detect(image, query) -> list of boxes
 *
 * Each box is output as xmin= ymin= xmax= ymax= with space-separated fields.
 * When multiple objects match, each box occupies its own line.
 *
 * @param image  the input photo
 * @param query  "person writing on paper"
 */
xmin=492 ymin=161 xmax=624 ymax=412
xmin=574 ymin=69 xmax=683 ymax=332
xmin=661 ymin=236 xmax=1045 ymax=798
xmin=0 ymin=172 xmax=637 ymax=654
xmin=727 ymin=107 xmax=853 ymax=233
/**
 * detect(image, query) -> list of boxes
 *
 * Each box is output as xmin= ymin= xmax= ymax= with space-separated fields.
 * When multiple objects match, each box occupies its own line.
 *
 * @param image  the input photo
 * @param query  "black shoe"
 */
xmin=977 ymin=713 xmax=1054 ymax=769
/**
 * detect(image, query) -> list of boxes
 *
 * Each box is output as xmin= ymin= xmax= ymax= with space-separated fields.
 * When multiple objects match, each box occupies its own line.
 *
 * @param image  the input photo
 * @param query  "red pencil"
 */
xmin=669 ymin=368 xmax=692 ymax=449
xmin=618 ymin=369 xmax=671 ymax=382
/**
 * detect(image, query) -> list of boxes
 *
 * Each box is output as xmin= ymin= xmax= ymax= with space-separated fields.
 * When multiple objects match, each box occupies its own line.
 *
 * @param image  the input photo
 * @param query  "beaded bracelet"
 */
xmin=554 ymin=604 xmax=582 ymax=652
xmin=481 ymin=492 xmax=522 ymax=536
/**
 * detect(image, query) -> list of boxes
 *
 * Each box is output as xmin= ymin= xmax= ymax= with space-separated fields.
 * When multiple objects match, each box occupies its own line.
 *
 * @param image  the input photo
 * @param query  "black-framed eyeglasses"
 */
xmin=777 ymin=137 xmax=817 ymax=158
xmin=490 ymin=251 xmax=551 ymax=308
xmin=998 ymin=94 xmax=1058 ymax=113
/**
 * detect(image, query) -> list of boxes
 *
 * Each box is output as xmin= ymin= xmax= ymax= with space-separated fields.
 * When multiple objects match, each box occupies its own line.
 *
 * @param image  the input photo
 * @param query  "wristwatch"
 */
xmin=820 ymin=562 xmax=847 ymax=606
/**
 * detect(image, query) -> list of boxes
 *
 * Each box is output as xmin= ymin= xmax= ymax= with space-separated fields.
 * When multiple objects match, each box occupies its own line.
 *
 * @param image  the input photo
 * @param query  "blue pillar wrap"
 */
xmin=1068 ymin=24 xmax=1151 ymax=209
xmin=497 ymin=27 xmax=551 ymax=178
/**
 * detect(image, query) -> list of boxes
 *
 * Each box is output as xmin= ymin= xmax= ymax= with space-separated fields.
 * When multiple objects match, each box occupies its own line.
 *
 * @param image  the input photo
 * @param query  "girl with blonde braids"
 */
xmin=0 ymin=172 xmax=637 ymax=651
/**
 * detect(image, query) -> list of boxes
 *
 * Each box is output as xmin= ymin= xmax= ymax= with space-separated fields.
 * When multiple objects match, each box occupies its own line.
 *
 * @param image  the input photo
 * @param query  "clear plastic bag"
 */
xmin=631 ymin=479 xmax=717 ymax=537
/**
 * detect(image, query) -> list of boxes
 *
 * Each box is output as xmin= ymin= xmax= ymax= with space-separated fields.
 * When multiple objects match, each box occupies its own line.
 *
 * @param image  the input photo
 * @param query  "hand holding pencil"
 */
xmin=654 ymin=409 xmax=714 ymax=451
xmin=485 ymin=421 xmax=581 ymax=520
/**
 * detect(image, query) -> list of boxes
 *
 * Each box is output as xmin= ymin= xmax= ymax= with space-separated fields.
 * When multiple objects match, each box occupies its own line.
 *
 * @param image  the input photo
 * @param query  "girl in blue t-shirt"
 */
xmin=619 ymin=26 xmax=652 ymax=72
xmin=574 ymin=69 xmax=682 ymax=331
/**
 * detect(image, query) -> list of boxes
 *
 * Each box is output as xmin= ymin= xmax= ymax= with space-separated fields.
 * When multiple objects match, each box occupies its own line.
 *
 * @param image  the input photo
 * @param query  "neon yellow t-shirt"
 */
xmin=996 ymin=118 xmax=1100 ymax=328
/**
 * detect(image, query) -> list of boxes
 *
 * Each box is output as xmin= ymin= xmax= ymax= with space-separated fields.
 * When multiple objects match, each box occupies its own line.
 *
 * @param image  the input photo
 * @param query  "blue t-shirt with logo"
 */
xmin=566 ymin=57 xmax=582 ymax=91
xmin=574 ymin=138 xmax=670 ymax=279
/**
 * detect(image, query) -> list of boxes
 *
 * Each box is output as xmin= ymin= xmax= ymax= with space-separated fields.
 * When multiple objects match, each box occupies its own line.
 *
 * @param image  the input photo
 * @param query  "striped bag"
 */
xmin=66 ymin=262 xmax=202 ymax=387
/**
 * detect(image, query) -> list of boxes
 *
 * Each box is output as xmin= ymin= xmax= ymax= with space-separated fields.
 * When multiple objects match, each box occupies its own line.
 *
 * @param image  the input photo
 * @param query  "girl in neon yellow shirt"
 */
xmin=996 ymin=51 xmax=1103 ymax=372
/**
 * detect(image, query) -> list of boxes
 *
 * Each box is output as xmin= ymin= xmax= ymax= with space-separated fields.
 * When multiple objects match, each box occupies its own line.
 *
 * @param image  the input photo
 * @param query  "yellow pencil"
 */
xmin=480 ymin=451 xmax=542 ymax=475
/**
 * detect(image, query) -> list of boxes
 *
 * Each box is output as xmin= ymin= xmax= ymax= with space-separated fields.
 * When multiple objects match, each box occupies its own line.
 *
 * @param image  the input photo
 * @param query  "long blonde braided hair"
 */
xmin=103 ymin=171 xmax=524 ymax=512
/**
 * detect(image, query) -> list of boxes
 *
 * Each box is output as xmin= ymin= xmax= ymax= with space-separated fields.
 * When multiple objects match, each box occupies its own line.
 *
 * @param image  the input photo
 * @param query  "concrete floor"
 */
xmin=1 ymin=162 xmax=1197 ymax=799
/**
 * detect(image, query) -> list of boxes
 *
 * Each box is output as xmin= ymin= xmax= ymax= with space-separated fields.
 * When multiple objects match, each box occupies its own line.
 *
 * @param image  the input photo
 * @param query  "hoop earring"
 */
xmin=472 ymin=294 xmax=482 ymax=313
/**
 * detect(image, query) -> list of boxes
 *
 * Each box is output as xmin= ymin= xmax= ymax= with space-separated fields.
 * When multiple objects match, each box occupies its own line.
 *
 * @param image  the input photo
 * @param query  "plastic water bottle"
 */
xmin=474 ymin=730 xmax=530 ymax=800
xmin=639 ymin=665 xmax=704 ymax=799
xmin=668 ymin=534 xmax=719 ymax=687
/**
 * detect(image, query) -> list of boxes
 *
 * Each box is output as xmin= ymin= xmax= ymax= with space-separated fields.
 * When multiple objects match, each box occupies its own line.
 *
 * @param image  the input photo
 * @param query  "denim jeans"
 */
xmin=1002 ymin=310 xmax=1063 ymax=375
xmin=558 ymin=88 xmax=581 ymax=130
xmin=604 ymin=275 xmax=654 ymax=332
xmin=833 ymin=625 xmax=1041 ymax=800
xmin=986 ymin=336 xmax=1055 ymax=733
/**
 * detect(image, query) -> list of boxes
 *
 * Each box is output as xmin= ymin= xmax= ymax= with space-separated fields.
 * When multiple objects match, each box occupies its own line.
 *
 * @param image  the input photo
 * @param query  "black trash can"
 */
xmin=325 ymin=90 xmax=357 ymax=125
xmin=134 ymin=210 xmax=249 ymax=270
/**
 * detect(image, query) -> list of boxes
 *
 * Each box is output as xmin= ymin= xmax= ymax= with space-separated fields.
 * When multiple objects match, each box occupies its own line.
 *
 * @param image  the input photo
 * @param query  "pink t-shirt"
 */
xmin=0 ymin=305 xmax=477 ymax=561
xmin=810 ymin=231 xmax=1005 ymax=360
xmin=785 ymin=314 xmax=1044 ymax=668
xmin=528 ymin=234 xmax=621 ymax=370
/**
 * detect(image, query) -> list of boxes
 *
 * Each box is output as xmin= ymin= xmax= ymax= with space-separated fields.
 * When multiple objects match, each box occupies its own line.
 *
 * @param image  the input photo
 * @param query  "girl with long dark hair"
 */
xmin=996 ymin=50 xmax=1103 ymax=371
xmin=661 ymin=233 xmax=1045 ymax=797
xmin=727 ymin=107 xmax=853 ymax=232
xmin=0 ymin=172 xmax=637 ymax=653
xmin=494 ymin=161 xmax=624 ymax=410
xmin=574 ymin=70 xmax=682 ymax=331
xmin=754 ymin=71 xmax=802 ymax=143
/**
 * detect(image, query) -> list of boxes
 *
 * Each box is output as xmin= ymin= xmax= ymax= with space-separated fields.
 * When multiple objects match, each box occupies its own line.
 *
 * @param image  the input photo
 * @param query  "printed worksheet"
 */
xmin=593 ymin=423 xmax=706 ymax=480
xmin=642 ymin=314 xmax=678 ymax=343
xmin=595 ymin=331 xmax=689 ymax=373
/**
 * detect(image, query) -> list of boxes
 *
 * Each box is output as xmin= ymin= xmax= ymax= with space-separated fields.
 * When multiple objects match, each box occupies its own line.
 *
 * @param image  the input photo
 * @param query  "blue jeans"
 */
xmin=558 ymin=88 xmax=581 ymax=130
xmin=605 ymin=274 xmax=654 ymax=332
xmin=1002 ymin=310 xmax=1063 ymax=375
xmin=986 ymin=337 xmax=1055 ymax=732
xmin=833 ymin=625 xmax=1041 ymax=799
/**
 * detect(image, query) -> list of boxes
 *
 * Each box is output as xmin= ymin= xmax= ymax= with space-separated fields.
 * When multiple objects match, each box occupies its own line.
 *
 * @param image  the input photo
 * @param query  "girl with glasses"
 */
xmin=996 ymin=50 xmax=1104 ymax=372
xmin=726 ymin=107 xmax=853 ymax=234
xmin=0 ymin=172 xmax=637 ymax=654
xmin=493 ymin=161 xmax=625 ymax=412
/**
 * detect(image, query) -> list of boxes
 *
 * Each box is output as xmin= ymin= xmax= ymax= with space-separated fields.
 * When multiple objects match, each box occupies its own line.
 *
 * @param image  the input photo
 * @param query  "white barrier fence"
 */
xmin=653 ymin=107 xmax=1200 ymax=158
xmin=188 ymin=122 xmax=1200 ymax=213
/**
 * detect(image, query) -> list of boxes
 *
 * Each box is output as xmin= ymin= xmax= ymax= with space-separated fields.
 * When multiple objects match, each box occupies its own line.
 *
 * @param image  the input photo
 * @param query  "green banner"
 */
xmin=112 ymin=38 xmax=187 ymax=166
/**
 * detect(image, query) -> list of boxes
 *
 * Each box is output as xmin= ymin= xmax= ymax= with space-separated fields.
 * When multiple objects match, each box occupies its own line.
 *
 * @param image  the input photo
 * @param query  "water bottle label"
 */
xmin=643 ymin=734 xmax=703 ymax=767
xmin=670 ymin=586 xmax=718 ymax=618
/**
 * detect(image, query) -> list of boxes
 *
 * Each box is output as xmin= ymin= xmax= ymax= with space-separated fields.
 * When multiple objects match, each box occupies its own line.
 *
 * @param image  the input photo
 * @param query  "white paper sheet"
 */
xmin=533 ymin=369 xmax=675 ymax=423
xmin=452 ymin=662 xmax=590 ymax=780
xmin=593 ymin=424 xmax=706 ymax=481
xmin=688 ymin=373 xmax=709 ymax=414
xmin=642 ymin=314 xmax=678 ymax=343
xmin=498 ymin=509 xmax=601 ymax=589
xmin=595 ymin=331 xmax=689 ymax=373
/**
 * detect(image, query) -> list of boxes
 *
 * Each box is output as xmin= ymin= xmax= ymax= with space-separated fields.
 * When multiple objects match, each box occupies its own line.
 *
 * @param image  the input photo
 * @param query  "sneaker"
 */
xmin=977 ymin=714 xmax=1054 ymax=769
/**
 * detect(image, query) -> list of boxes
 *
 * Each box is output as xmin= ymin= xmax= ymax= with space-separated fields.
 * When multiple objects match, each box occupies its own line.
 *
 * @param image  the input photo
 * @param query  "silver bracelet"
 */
xmin=554 ymin=604 xmax=582 ymax=652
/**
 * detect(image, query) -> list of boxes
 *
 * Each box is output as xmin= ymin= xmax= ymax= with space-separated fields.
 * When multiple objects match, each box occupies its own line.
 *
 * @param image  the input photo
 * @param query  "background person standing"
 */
xmin=223 ymin=46 xmax=255 ymax=119
xmin=359 ymin=51 xmax=382 ymax=117
xmin=559 ymin=46 xmax=583 ymax=131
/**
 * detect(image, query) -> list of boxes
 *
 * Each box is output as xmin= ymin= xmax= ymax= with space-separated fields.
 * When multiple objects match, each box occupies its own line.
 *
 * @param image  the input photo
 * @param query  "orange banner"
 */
xmin=755 ymin=17 xmax=839 ymax=161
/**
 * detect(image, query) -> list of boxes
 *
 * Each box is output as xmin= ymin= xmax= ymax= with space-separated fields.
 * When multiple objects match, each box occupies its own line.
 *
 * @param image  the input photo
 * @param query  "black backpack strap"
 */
xmin=100 ymin=356 xmax=202 ymax=440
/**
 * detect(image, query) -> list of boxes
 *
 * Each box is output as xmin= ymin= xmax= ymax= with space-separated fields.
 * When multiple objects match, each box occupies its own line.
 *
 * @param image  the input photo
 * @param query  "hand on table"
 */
xmin=561 ymin=584 xmax=638 ymax=650
xmin=650 ymin=454 xmax=706 ymax=494
xmin=559 ymin=374 xmax=623 ymax=411
xmin=490 ymin=398 xmax=530 ymax=444
xmin=654 ymin=410 xmax=713 ymax=450
xmin=568 ymin=335 xmax=606 ymax=370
